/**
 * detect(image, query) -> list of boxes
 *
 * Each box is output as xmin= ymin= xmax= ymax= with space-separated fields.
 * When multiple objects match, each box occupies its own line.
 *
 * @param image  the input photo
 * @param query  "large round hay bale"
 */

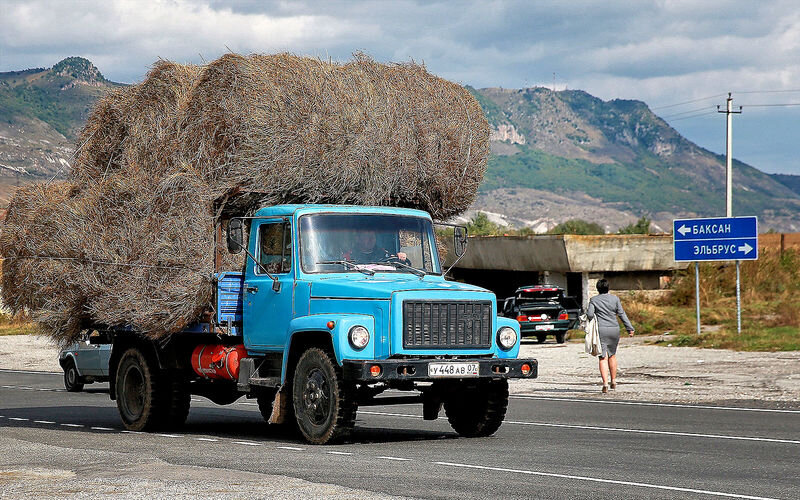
xmin=71 ymin=61 xmax=200 ymax=186
xmin=178 ymin=52 xmax=488 ymax=219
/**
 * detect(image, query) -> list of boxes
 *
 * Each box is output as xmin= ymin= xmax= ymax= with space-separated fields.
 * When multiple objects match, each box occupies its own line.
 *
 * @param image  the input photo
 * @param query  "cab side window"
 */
xmin=257 ymin=221 xmax=291 ymax=274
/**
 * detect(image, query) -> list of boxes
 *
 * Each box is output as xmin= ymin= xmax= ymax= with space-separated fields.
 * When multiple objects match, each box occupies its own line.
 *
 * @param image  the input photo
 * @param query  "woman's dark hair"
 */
xmin=596 ymin=279 xmax=609 ymax=294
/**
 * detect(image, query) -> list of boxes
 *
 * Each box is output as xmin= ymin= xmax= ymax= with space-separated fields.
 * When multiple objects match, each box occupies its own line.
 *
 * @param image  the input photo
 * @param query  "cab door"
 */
xmin=243 ymin=218 xmax=295 ymax=353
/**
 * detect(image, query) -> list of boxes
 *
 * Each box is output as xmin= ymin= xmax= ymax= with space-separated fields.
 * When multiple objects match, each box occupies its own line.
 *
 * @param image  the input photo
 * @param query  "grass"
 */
xmin=0 ymin=313 xmax=38 ymax=336
xmin=625 ymin=248 xmax=800 ymax=352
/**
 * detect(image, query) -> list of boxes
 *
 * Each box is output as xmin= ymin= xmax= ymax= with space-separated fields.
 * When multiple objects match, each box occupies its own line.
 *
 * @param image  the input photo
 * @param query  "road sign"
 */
xmin=673 ymin=216 xmax=758 ymax=262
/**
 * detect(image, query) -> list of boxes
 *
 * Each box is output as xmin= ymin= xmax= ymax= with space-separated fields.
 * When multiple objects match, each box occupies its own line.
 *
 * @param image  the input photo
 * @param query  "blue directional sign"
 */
xmin=673 ymin=216 xmax=758 ymax=262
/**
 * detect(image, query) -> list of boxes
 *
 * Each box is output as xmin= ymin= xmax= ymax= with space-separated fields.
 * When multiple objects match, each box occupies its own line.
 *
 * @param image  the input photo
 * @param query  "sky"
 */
xmin=1 ymin=0 xmax=799 ymax=175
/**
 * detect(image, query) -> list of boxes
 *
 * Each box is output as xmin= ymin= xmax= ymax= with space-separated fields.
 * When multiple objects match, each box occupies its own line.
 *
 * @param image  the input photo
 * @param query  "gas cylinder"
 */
xmin=191 ymin=344 xmax=248 ymax=380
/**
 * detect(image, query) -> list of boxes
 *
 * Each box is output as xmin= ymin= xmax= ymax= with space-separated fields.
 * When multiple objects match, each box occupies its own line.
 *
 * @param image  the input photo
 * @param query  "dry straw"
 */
xmin=0 ymin=52 xmax=489 ymax=345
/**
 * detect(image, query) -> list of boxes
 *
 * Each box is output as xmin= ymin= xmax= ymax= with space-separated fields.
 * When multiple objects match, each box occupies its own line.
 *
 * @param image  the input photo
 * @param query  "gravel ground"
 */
xmin=513 ymin=334 xmax=800 ymax=408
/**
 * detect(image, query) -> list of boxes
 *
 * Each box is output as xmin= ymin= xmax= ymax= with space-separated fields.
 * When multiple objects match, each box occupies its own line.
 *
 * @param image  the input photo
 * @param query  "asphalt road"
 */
xmin=1 ymin=369 xmax=798 ymax=499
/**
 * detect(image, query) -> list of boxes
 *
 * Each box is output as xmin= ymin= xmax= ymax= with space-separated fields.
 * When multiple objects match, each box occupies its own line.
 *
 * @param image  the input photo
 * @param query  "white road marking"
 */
xmin=91 ymin=426 xmax=114 ymax=431
xmin=277 ymin=446 xmax=304 ymax=451
xmin=0 ymin=369 xmax=60 ymax=375
xmin=121 ymin=430 xmax=143 ymax=434
xmin=196 ymin=437 xmax=218 ymax=442
xmin=361 ymin=410 xmax=798 ymax=444
xmin=9 ymin=417 xmax=28 ymax=421
xmin=511 ymin=395 xmax=800 ymax=414
xmin=435 ymin=462 xmax=779 ymax=500
xmin=234 ymin=441 xmax=262 ymax=446
xmin=60 ymin=423 xmax=83 ymax=427
xmin=34 ymin=420 xmax=55 ymax=424
xmin=377 ymin=456 xmax=412 ymax=461
xmin=156 ymin=434 xmax=182 ymax=438
xmin=327 ymin=451 xmax=353 ymax=455
xmin=37 ymin=388 xmax=51 ymax=391
xmin=506 ymin=420 xmax=800 ymax=445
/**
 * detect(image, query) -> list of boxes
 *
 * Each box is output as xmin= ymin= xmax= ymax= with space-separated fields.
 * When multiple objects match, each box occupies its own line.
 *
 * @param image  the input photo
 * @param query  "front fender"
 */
xmin=281 ymin=314 xmax=376 ymax=383
xmin=497 ymin=316 xmax=522 ymax=358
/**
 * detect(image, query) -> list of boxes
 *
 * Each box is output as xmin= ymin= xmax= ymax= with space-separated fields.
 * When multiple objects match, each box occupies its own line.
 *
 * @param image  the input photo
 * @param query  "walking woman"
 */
xmin=586 ymin=279 xmax=634 ymax=393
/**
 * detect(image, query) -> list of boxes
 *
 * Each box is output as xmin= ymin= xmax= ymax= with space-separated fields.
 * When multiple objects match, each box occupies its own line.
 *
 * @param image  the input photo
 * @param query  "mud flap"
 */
xmin=268 ymin=384 xmax=289 ymax=424
xmin=423 ymin=392 xmax=443 ymax=421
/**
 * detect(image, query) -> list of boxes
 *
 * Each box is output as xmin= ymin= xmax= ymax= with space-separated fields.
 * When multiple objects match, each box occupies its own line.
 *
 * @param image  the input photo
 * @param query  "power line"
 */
xmin=740 ymin=103 xmax=800 ymax=107
xmin=659 ymin=106 xmax=715 ymax=119
xmin=667 ymin=110 xmax=718 ymax=122
xmin=734 ymin=89 xmax=800 ymax=94
xmin=651 ymin=89 xmax=800 ymax=111
xmin=651 ymin=94 xmax=725 ymax=110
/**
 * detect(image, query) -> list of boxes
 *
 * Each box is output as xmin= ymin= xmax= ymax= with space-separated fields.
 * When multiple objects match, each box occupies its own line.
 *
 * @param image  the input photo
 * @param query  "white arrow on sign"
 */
xmin=738 ymin=243 xmax=753 ymax=254
xmin=677 ymin=224 xmax=691 ymax=236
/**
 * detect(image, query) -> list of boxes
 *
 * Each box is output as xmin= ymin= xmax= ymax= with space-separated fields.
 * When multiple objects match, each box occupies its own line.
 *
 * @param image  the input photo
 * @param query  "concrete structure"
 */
xmin=450 ymin=234 xmax=688 ymax=310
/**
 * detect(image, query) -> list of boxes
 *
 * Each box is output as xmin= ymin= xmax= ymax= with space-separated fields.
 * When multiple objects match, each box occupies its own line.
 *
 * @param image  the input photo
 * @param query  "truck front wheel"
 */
xmin=292 ymin=348 xmax=356 ymax=444
xmin=444 ymin=379 xmax=509 ymax=438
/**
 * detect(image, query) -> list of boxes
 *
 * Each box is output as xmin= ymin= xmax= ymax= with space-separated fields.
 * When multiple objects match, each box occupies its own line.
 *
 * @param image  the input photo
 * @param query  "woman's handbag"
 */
xmin=584 ymin=316 xmax=601 ymax=356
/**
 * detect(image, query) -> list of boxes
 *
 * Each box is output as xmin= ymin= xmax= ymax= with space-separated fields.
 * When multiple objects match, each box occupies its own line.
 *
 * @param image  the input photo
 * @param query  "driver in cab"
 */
xmin=343 ymin=230 xmax=411 ymax=266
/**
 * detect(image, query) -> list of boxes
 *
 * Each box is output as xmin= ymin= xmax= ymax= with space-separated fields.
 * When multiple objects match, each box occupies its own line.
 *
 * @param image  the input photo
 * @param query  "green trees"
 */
xmin=618 ymin=216 xmax=651 ymax=234
xmin=548 ymin=219 xmax=605 ymax=235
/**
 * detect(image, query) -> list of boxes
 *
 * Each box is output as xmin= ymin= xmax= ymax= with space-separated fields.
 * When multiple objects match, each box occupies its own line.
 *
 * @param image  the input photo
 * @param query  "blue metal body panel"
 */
xmin=218 ymin=204 xmax=521 ymax=378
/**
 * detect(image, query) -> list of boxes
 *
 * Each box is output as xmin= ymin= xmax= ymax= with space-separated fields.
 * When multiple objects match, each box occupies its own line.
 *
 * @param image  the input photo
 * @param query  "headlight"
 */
xmin=497 ymin=326 xmax=517 ymax=351
xmin=348 ymin=325 xmax=370 ymax=350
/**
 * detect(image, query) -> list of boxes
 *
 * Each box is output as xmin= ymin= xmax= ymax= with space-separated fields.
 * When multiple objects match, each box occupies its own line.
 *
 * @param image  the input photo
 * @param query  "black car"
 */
xmin=502 ymin=285 xmax=581 ymax=343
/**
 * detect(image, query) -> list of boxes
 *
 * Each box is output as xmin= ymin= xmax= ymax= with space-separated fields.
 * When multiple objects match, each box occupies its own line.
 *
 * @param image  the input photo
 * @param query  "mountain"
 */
xmin=467 ymin=87 xmax=800 ymax=232
xmin=1 ymin=57 xmax=799 ymax=232
xmin=0 ymin=57 xmax=122 ymax=186
xmin=771 ymin=174 xmax=800 ymax=197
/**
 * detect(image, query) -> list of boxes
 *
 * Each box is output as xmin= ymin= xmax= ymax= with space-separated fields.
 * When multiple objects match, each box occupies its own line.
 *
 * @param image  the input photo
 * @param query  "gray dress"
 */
xmin=586 ymin=293 xmax=634 ymax=358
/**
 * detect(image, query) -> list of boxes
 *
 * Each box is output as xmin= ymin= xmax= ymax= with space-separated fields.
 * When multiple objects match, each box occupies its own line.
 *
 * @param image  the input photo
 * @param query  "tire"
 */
xmin=555 ymin=332 xmax=567 ymax=344
xmin=164 ymin=375 xmax=190 ymax=429
xmin=292 ymin=348 xmax=356 ymax=444
xmin=536 ymin=335 xmax=547 ymax=344
xmin=63 ymin=360 xmax=84 ymax=392
xmin=444 ymin=379 xmax=509 ymax=438
xmin=115 ymin=347 xmax=188 ymax=431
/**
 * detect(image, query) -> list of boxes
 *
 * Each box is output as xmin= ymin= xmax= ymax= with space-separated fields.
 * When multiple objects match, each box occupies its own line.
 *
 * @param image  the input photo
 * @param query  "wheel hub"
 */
xmin=302 ymin=368 xmax=330 ymax=424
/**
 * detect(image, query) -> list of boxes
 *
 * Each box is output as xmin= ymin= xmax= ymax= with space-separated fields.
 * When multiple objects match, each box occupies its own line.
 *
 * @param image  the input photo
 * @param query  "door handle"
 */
xmin=246 ymin=285 xmax=259 ymax=294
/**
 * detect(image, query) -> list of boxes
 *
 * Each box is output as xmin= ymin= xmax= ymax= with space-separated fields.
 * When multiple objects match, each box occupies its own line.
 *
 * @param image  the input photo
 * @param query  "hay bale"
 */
xmin=1 ymin=52 xmax=488 ymax=344
xmin=178 ymin=52 xmax=487 ymax=218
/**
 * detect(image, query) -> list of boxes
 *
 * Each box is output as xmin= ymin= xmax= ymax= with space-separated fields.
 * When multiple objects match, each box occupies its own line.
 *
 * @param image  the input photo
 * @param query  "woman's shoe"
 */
xmin=602 ymin=385 xmax=608 ymax=394
xmin=610 ymin=381 xmax=617 ymax=389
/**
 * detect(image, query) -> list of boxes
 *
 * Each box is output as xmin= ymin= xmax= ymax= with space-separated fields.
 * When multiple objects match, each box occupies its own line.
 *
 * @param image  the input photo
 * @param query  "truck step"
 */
xmin=248 ymin=376 xmax=281 ymax=388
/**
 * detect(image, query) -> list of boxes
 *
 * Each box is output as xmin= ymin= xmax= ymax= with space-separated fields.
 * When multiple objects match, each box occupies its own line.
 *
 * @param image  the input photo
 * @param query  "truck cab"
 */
xmin=108 ymin=204 xmax=537 ymax=444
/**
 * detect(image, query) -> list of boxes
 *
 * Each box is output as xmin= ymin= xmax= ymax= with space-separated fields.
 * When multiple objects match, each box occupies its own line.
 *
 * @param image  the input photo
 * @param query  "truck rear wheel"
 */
xmin=115 ymin=347 xmax=190 ymax=431
xmin=444 ymin=379 xmax=509 ymax=438
xmin=292 ymin=348 xmax=356 ymax=444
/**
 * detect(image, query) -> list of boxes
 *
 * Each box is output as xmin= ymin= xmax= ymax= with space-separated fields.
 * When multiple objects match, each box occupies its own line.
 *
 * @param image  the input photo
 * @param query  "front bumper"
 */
xmin=342 ymin=358 xmax=538 ymax=382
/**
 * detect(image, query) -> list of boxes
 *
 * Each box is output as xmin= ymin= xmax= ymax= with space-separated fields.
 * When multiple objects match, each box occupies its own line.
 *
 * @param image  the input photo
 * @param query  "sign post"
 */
xmin=673 ymin=216 xmax=758 ymax=335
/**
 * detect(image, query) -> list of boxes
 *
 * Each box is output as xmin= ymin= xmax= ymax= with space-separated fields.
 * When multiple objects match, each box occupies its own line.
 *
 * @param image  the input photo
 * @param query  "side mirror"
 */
xmin=227 ymin=219 xmax=244 ymax=254
xmin=453 ymin=226 xmax=468 ymax=257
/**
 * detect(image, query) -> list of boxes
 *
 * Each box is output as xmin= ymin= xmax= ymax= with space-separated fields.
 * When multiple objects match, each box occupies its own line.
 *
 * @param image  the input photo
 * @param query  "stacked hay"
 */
xmin=0 ymin=53 xmax=489 ymax=345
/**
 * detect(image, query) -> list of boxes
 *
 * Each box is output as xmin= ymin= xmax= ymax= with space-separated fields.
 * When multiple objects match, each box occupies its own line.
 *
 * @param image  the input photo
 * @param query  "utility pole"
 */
xmin=717 ymin=93 xmax=743 ymax=333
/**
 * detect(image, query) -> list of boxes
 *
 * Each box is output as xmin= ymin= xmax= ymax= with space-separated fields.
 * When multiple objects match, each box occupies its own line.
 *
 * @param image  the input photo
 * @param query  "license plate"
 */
xmin=428 ymin=362 xmax=479 ymax=377
xmin=535 ymin=324 xmax=554 ymax=331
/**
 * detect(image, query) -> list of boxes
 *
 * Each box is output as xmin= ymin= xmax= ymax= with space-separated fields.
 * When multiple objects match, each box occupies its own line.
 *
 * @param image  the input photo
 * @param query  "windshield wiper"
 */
xmin=317 ymin=260 xmax=375 ymax=276
xmin=367 ymin=260 xmax=426 ymax=278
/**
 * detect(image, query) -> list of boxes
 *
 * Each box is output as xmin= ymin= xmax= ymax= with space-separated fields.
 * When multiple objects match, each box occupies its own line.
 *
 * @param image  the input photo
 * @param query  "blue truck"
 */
xmin=99 ymin=204 xmax=537 ymax=444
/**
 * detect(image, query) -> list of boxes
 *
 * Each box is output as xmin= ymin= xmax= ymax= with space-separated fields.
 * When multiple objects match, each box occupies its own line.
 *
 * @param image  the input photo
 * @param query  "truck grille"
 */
xmin=403 ymin=300 xmax=492 ymax=349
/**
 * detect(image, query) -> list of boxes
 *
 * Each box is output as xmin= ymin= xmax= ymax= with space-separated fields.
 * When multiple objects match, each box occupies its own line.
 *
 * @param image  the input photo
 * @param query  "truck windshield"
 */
xmin=299 ymin=214 xmax=441 ymax=275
